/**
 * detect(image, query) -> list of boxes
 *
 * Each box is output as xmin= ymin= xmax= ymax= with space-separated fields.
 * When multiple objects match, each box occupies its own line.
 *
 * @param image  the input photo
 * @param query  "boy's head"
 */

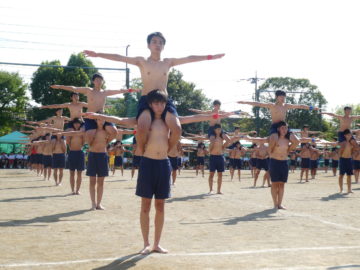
xmin=343 ymin=129 xmax=352 ymax=141
xmin=275 ymin=90 xmax=286 ymax=103
xmin=235 ymin=141 xmax=241 ymax=148
xmin=72 ymin=118 xmax=83 ymax=130
xmin=344 ymin=106 xmax=352 ymax=115
xmin=213 ymin=123 xmax=222 ymax=135
xmin=277 ymin=121 xmax=289 ymax=137
xmin=213 ymin=100 xmax=221 ymax=110
xmin=302 ymin=124 xmax=309 ymax=131
xmin=71 ymin=92 xmax=79 ymax=102
xmin=147 ymin=32 xmax=166 ymax=53
xmin=55 ymin=108 xmax=63 ymax=116
xmin=147 ymin=89 xmax=168 ymax=116
xmin=44 ymin=133 xmax=50 ymax=140
xmin=92 ymin=73 xmax=104 ymax=88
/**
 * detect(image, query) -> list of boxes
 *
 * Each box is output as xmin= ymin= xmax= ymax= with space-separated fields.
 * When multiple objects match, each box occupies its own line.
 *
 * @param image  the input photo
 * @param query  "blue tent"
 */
xmin=0 ymin=131 xmax=29 ymax=154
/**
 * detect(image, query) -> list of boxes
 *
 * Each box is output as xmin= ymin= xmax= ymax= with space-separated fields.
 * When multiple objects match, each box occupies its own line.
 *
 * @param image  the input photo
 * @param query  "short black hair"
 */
xmin=344 ymin=106 xmax=352 ymax=111
xmin=213 ymin=100 xmax=221 ymax=106
xmin=92 ymin=72 xmax=104 ymax=82
xmin=213 ymin=123 xmax=222 ymax=129
xmin=234 ymin=127 xmax=240 ymax=131
xmin=275 ymin=90 xmax=286 ymax=97
xmin=303 ymin=125 xmax=309 ymax=129
xmin=72 ymin=118 xmax=83 ymax=125
xmin=147 ymin=89 xmax=168 ymax=105
xmin=70 ymin=92 xmax=79 ymax=98
xmin=343 ymin=129 xmax=351 ymax=135
xmin=147 ymin=32 xmax=166 ymax=45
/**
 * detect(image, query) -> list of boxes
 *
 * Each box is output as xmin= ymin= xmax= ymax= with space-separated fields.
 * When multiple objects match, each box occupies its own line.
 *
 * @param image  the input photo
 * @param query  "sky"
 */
xmin=1 ymin=0 xmax=359 ymax=114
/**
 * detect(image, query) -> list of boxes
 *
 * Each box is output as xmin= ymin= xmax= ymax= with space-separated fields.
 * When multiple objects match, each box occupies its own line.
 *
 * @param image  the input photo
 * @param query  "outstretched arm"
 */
xmin=286 ymin=104 xmax=319 ymax=111
xmin=104 ymin=88 xmax=140 ymax=96
xmin=237 ymin=101 xmax=272 ymax=109
xmin=50 ymin=85 xmax=91 ymax=95
xmin=82 ymin=112 xmax=137 ymax=127
xmin=188 ymin=108 xmax=212 ymax=114
xmin=55 ymin=131 xmax=85 ymax=137
xmin=168 ymin=54 xmax=225 ymax=67
xmin=83 ymin=50 xmax=143 ymax=66
xmin=179 ymin=112 xmax=234 ymax=125
xmin=40 ymin=103 xmax=69 ymax=109
xmin=321 ymin=112 xmax=342 ymax=119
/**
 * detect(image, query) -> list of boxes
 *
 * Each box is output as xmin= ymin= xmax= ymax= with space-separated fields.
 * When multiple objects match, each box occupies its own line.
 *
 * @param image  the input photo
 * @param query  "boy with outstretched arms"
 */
xmin=50 ymin=73 xmax=138 ymax=145
xmin=84 ymin=32 xmax=224 ymax=156
xmin=322 ymin=107 xmax=360 ymax=142
xmin=238 ymin=91 xmax=318 ymax=146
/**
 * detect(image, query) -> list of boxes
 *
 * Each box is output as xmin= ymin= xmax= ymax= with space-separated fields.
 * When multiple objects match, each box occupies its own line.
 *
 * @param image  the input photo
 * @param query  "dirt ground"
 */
xmin=0 ymin=168 xmax=360 ymax=270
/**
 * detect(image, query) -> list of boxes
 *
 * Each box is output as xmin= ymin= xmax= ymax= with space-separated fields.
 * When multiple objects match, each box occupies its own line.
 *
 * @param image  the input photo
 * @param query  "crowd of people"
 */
xmin=13 ymin=32 xmax=359 ymax=255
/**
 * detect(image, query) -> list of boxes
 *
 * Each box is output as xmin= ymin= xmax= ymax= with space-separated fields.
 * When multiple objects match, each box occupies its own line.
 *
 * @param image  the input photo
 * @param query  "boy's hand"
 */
xmin=83 ymin=50 xmax=98 ymax=57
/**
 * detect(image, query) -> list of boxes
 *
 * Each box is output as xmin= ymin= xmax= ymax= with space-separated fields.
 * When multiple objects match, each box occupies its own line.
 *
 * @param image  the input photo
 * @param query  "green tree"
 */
xmin=256 ymin=77 xmax=328 ymax=136
xmin=29 ymin=53 xmax=97 ymax=121
xmin=0 ymin=71 xmax=29 ymax=135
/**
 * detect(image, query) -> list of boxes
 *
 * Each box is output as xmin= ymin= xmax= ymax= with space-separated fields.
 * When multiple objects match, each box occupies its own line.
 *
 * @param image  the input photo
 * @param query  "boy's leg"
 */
xmin=278 ymin=183 xmax=286 ymax=209
xmin=217 ymin=172 xmax=223 ymax=194
xmin=59 ymin=168 xmax=63 ymax=185
xmin=53 ymin=168 xmax=58 ymax=185
xmin=153 ymin=199 xmax=168 ymax=253
xmin=89 ymin=176 xmax=97 ymax=210
xmin=121 ymin=166 xmax=124 ymax=176
xmin=136 ymin=110 xmax=152 ymax=155
xmin=140 ymin=197 xmax=152 ymax=255
xmin=165 ymin=112 xmax=182 ymax=153
xmin=254 ymin=169 xmax=260 ymax=187
xmin=271 ymin=182 xmax=278 ymax=208
xmin=76 ymin=170 xmax=82 ymax=194
xmin=96 ymin=177 xmax=105 ymax=210
xmin=238 ymin=168 xmax=241 ymax=181
xmin=338 ymin=175 xmax=344 ymax=193
xmin=172 ymin=169 xmax=177 ymax=185
xmin=208 ymin=172 xmax=215 ymax=193
xmin=305 ymin=169 xmax=309 ymax=182
xmin=347 ymin=175 xmax=352 ymax=193
xmin=201 ymin=165 xmax=205 ymax=177
xmin=70 ymin=170 xmax=75 ymax=194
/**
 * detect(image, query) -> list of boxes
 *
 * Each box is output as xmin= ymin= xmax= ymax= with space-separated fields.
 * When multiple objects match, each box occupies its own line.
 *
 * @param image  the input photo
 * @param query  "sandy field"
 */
xmin=0 ymin=168 xmax=359 ymax=270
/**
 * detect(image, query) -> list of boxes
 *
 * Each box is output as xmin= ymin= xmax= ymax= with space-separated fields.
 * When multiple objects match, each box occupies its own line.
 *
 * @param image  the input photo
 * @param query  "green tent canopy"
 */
xmin=0 ymin=131 xmax=29 ymax=154
xmin=122 ymin=136 xmax=134 ymax=145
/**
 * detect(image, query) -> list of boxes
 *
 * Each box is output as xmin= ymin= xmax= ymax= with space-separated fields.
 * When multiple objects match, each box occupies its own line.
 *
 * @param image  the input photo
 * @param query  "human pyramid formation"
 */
xmin=22 ymin=32 xmax=360 ymax=255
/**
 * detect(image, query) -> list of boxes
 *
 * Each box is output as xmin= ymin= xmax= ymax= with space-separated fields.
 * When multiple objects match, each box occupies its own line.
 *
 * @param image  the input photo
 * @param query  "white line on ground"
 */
xmin=1 ymin=246 xmax=359 ymax=268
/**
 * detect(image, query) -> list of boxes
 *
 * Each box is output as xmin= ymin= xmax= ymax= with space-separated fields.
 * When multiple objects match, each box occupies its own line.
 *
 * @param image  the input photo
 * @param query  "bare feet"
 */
xmin=217 ymin=191 xmax=223 ymax=195
xmin=278 ymin=205 xmax=287 ymax=210
xmin=75 ymin=191 xmax=81 ymax=195
xmin=96 ymin=204 xmax=105 ymax=210
xmin=152 ymin=245 xmax=168 ymax=254
xmin=139 ymin=245 xmax=151 ymax=255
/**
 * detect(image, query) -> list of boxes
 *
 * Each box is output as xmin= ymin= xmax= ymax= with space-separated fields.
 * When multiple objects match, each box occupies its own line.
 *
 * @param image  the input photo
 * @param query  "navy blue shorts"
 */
xmin=42 ymin=155 xmax=53 ymax=168
xmin=136 ymin=95 xmax=178 ymax=121
xmin=52 ymin=153 xmax=66 ymax=169
xmin=68 ymin=150 xmax=85 ymax=171
xmin=229 ymin=158 xmax=235 ymax=168
xmin=209 ymin=155 xmax=225 ymax=172
xmin=324 ymin=159 xmax=330 ymax=166
xmin=340 ymin=158 xmax=353 ymax=176
xmin=353 ymin=160 xmax=360 ymax=170
xmin=290 ymin=160 xmax=296 ymax=166
xmin=114 ymin=156 xmax=123 ymax=167
xmin=84 ymin=118 xmax=115 ymax=131
xmin=310 ymin=160 xmax=318 ymax=169
xmin=197 ymin=156 xmax=205 ymax=165
xmin=34 ymin=154 xmax=41 ymax=164
xmin=233 ymin=158 xmax=242 ymax=169
xmin=332 ymin=160 xmax=339 ymax=168
xmin=86 ymin=152 xmax=109 ymax=177
xmin=177 ymin=157 xmax=182 ymax=166
xmin=256 ymin=158 xmax=269 ymax=171
xmin=250 ymin=158 xmax=257 ymax=167
xmin=132 ymin=155 xmax=141 ymax=168
xmin=135 ymin=157 xmax=171 ymax=199
xmin=269 ymin=158 xmax=288 ymax=183
xmin=301 ymin=158 xmax=310 ymax=169
xmin=169 ymin=156 xmax=178 ymax=171
xmin=51 ymin=135 xmax=65 ymax=140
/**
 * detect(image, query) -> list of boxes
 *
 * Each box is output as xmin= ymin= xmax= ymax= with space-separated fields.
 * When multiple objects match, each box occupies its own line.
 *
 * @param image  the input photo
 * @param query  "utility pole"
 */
xmin=125 ymin=45 xmax=130 ymax=89
xmin=238 ymin=72 xmax=265 ymax=134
